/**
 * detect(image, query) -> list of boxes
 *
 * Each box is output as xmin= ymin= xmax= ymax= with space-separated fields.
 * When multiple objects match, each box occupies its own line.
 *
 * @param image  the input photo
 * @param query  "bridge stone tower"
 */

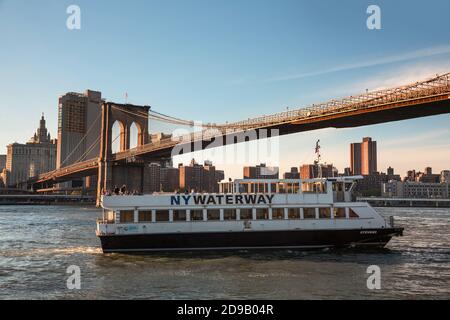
xmin=97 ymin=102 xmax=150 ymax=204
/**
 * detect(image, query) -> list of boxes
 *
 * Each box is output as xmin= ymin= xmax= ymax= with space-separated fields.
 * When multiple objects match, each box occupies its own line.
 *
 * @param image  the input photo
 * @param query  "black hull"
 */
xmin=98 ymin=228 xmax=403 ymax=253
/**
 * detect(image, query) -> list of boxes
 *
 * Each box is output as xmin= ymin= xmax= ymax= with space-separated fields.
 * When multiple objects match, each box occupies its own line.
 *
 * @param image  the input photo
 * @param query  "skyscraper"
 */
xmin=350 ymin=137 xmax=377 ymax=175
xmin=56 ymin=90 xmax=102 ymax=168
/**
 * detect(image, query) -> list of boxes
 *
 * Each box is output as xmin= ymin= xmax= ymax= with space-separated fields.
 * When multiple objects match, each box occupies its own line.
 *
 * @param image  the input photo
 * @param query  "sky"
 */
xmin=1 ymin=0 xmax=450 ymax=179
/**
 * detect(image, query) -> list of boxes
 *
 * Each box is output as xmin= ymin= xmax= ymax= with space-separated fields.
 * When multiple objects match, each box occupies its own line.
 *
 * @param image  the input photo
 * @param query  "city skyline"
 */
xmin=1 ymin=1 xmax=450 ymax=179
xmin=1 ymin=109 xmax=448 ymax=181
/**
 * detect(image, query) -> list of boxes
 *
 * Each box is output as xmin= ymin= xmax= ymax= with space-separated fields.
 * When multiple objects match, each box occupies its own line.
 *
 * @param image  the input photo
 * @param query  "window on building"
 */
xmin=224 ymin=209 xmax=237 ymax=220
xmin=240 ymin=208 xmax=252 ymax=220
xmin=288 ymin=208 xmax=300 ymax=219
xmin=173 ymin=210 xmax=187 ymax=222
xmin=138 ymin=210 xmax=152 ymax=222
xmin=207 ymin=209 xmax=220 ymax=221
xmin=333 ymin=207 xmax=346 ymax=219
xmin=349 ymin=208 xmax=359 ymax=219
xmin=120 ymin=210 xmax=134 ymax=223
xmin=256 ymin=208 xmax=269 ymax=219
xmin=319 ymin=207 xmax=331 ymax=219
xmin=303 ymin=207 xmax=316 ymax=219
xmin=155 ymin=210 xmax=169 ymax=222
xmin=191 ymin=209 xmax=204 ymax=221
xmin=272 ymin=208 xmax=284 ymax=219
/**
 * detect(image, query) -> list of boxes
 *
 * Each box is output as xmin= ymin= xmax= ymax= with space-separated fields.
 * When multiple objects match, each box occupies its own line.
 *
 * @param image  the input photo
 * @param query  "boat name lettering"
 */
xmin=170 ymin=194 xmax=275 ymax=206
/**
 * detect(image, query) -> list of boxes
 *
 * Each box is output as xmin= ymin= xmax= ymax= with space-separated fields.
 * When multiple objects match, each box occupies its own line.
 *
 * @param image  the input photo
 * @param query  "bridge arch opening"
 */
xmin=129 ymin=122 xmax=142 ymax=149
xmin=111 ymin=120 xmax=126 ymax=153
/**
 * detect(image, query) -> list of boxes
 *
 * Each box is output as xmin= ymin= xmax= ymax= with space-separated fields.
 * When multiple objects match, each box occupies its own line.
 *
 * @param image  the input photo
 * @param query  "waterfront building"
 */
xmin=404 ymin=167 xmax=441 ymax=183
xmin=160 ymin=166 xmax=180 ymax=192
xmin=350 ymin=137 xmax=377 ymax=175
xmin=4 ymin=114 xmax=57 ymax=187
xmin=283 ymin=167 xmax=300 ymax=179
xmin=382 ymin=180 xmax=449 ymax=199
xmin=243 ymin=163 xmax=279 ymax=179
xmin=355 ymin=167 xmax=401 ymax=197
xmin=441 ymin=170 xmax=450 ymax=183
xmin=179 ymin=159 xmax=222 ymax=193
xmin=300 ymin=164 xmax=337 ymax=179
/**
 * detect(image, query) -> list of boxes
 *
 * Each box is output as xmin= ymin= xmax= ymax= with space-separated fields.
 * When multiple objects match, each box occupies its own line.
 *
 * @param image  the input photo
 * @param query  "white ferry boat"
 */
xmin=96 ymin=176 xmax=403 ymax=253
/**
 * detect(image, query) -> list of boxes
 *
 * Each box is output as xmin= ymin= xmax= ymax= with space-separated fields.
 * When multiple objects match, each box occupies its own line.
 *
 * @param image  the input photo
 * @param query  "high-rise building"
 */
xmin=0 ymin=155 xmax=6 ymax=173
xmin=179 ymin=159 xmax=222 ymax=192
xmin=147 ymin=163 xmax=161 ymax=193
xmin=283 ymin=167 xmax=300 ymax=179
xmin=350 ymin=137 xmax=377 ymax=175
xmin=57 ymin=90 xmax=102 ymax=168
xmin=350 ymin=143 xmax=361 ymax=175
xmin=160 ymin=166 xmax=180 ymax=192
xmin=4 ymin=114 xmax=57 ymax=187
xmin=243 ymin=163 xmax=279 ymax=179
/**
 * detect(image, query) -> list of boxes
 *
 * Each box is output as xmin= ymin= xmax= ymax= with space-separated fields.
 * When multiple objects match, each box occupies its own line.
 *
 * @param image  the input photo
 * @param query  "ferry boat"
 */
xmin=96 ymin=176 xmax=403 ymax=253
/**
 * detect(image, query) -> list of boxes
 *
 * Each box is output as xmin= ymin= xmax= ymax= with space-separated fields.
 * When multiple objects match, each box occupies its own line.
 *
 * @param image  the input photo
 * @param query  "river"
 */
xmin=0 ymin=206 xmax=449 ymax=299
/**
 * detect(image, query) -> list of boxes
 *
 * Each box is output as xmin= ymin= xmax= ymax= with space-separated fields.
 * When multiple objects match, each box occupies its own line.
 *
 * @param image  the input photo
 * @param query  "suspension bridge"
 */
xmin=26 ymin=72 xmax=450 ymax=203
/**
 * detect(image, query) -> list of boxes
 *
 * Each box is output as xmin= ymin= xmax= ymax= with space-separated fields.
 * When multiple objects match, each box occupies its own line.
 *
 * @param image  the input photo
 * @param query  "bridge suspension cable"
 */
xmin=59 ymin=111 xmax=102 ymax=168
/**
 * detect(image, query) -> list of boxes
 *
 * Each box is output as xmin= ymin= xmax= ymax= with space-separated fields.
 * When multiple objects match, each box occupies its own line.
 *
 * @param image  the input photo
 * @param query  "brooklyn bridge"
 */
xmin=24 ymin=72 xmax=450 ymax=203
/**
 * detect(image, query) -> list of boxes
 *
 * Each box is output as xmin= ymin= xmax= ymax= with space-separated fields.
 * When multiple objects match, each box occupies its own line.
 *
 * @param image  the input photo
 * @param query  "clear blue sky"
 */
xmin=1 ymin=0 xmax=450 ymax=178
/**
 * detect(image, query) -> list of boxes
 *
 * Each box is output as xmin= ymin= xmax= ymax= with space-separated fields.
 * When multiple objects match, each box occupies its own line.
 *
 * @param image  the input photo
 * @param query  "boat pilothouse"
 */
xmin=96 ymin=176 xmax=403 ymax=253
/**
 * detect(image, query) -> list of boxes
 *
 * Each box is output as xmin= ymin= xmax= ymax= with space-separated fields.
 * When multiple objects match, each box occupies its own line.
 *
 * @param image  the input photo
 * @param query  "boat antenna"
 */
xmin=314 ymin=139 xmax=322 ymax=178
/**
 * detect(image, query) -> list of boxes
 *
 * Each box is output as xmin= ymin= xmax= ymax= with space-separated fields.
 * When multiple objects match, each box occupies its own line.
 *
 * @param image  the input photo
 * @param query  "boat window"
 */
xmin=155 ymin=210 xmax=169 ymax=222
xmin=288 ymin=208 xmax=300 ymax=219
xmin=319 ymin=207 xmax=331 ymax=219
xmin=270 ymin=183 xmax=277 ymax=193
xmin=240 ymin=208 xmax=252 ymax=220
xmin=173 ymin=210 xmax=187 ymax=221
xmin=272 ymin=208 xmax=284 ymax=219
xmin=224 ymin=209 xmax=237 ymax=220
xmin=286 ymin=183 xmax=293 ymax=193
xmin=333 ymin=207 xmax=346 ymax=219
xmin=120 ymin=210 xmax=134 ymax=223
xmin=349 ymin=208 xmax=359 ymax=219
xmin=138 ymin=210 xmax=152 ymax=222
xmin=302 ymin=182 xmax=314 ymax=193
xmin=105 ymin=210 xmax=115 ymax=222
xmin=191 ymin=209 xmax=204 ymax=221
xmin=293 ymin=183 xmax=300 ymax=194
xmin=278 ymin=183 xmax=287 ymax=194
xmin=256 ymin=208 xmax=269 ymax=219
xmin=303 ymin=208 xmax=316 ymax=219
xmin=207 ymin=209 xmax=220 ymax=221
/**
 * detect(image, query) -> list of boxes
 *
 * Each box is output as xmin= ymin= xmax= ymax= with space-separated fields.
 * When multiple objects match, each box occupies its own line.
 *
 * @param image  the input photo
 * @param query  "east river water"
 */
xmin=0 ymin=205 xmax=449 ymax=299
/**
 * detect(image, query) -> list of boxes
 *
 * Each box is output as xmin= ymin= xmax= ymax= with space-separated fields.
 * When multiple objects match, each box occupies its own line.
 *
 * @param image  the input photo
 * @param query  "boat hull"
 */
xmin=98 ymin=227 xmax=403 ymax=253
